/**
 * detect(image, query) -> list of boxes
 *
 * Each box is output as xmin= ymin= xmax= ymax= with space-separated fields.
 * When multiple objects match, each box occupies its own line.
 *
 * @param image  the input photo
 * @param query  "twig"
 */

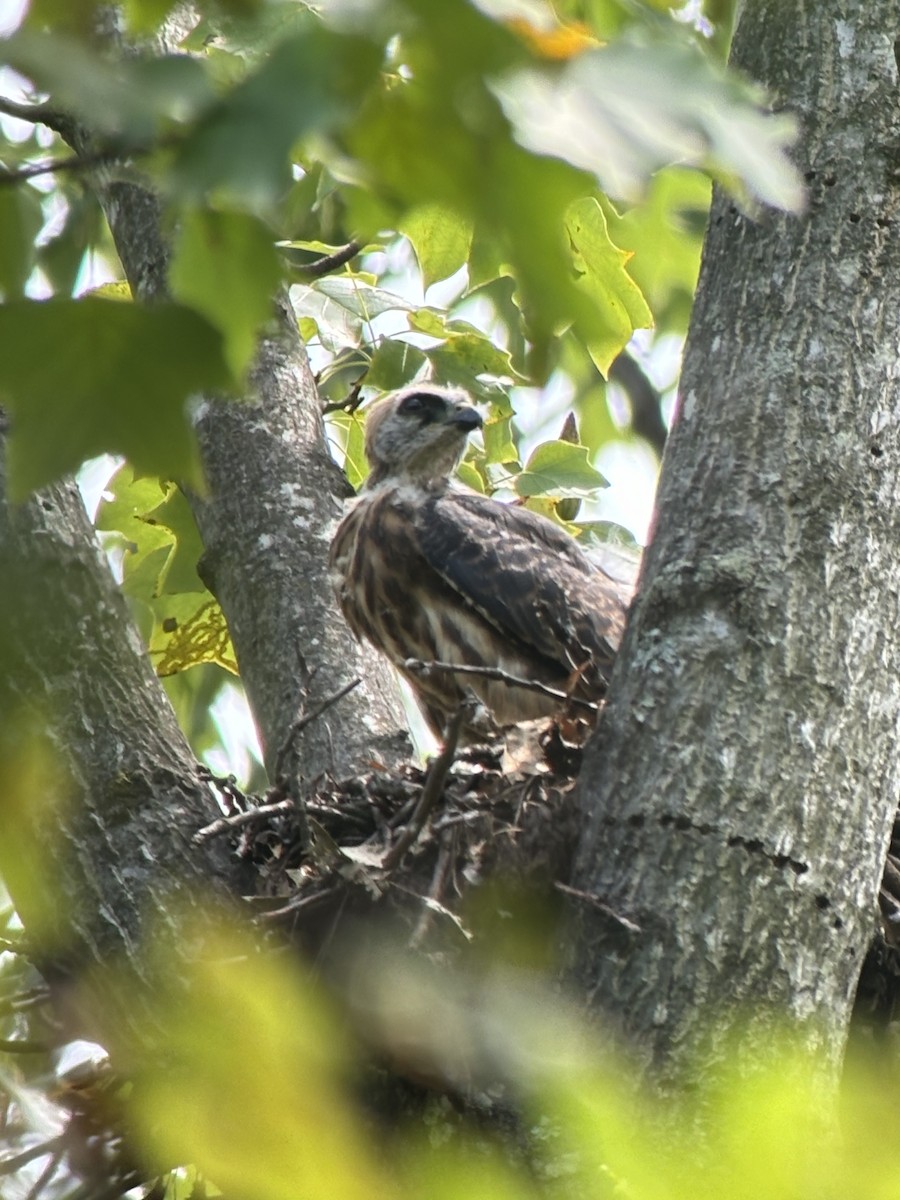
xmin=0 ymin=1038 xmax=48 ymax=1054
xmin=0 ymin=1136 xmax=64 ymax=1177
xmin=381 ymin=702 xmax=468 ymax=871
xmin=296 ymin=240 xmax=362 ymax=279
xmin=273 ymin=677 xmax=362 ymax=783
xmin=0 ymin=988 xmax=51 ymax=1017
xmin=321 ymin=377 xmax=365 ymax=415
xmin=0 ymin=146 xmax=127 ymax=187
xmin=409 ymin=828 xmax=456 ymax=949
xmin=403 ymin=658 xmax=598 ymax=712
xmin=24 ymin=1141 xmax=64 ymax=1200
xmin=193 ymin=797 xmax=294 ymax=845
xmin=554 ymin=882 xmax=642 ymax=934
xmin=0 ymin=96 xmax=70 ymax=133
xmin=259 ymin=885 xmax=340 ymax=921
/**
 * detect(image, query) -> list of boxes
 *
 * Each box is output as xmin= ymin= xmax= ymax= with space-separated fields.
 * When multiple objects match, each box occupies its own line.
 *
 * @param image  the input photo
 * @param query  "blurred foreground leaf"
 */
xmin=126 ymin=925 xmax=390 ymax=1200
xmin=0 ymin=298 xmax=230 ymax=499
xmin=494 ymin=34 xmax=804 ymax=211
xmin=170 ymin=207 xmax=281 ymax=378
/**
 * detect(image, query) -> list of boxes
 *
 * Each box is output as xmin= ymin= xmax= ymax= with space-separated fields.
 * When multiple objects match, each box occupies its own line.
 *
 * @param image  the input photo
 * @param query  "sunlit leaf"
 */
xmin=601 ymin=168 xmax=710 ymax=330
xmin=515 ymin=438 xmax=608 ymax=497
xmin=565 ymin=197 xmax=653 ymax=375
xmin=0 ymin=298 xmax=230 ymax=499
xmin=170 ymin=207 xmax=281 ymax=377
xmin=401 ymin=203 xmax=472 ymax=289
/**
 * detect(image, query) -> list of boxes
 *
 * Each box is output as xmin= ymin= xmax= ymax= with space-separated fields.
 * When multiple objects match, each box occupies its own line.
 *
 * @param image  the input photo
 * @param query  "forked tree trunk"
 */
xmin=570 ymin=0 xmax=900 ymax=1091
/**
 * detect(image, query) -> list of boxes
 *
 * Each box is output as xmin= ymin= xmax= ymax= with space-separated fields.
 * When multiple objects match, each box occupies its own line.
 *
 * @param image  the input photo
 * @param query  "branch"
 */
xmin=0 ymin=147 xmax=126 ymax=187
xmin=402 ymin=658 xmax=599 ymax=713
xmin=0 ymin=1137 xmax=64 ymax=1177
xmin=0 ymin=1037 xmax=48 ymax=1054
xmin=295 ymin=240 xmax=362 ymax=279
xmin=554 ymin=882 xmax=642 ymax=935
xmin=193 ymin=796 xmax=294 ymax=845
xmin=0 ymin=95 xmax=71 ymax=134
xmin=609 ymin=350 xmax=668 ymax=458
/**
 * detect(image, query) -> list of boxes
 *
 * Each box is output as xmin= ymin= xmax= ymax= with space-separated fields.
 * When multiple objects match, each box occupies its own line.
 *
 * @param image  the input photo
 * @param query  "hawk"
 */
xmin=329 ymin=384 xmax=631 ymax=738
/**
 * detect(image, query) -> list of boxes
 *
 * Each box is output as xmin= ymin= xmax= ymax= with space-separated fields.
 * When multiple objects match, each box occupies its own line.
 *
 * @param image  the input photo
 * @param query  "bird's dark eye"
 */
xmin=398 ymin=391 xmax=444 ymax=421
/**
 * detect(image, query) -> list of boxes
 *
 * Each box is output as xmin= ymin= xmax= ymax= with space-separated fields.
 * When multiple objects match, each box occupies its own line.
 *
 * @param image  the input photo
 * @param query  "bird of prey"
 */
xmin=329 ymin=384 xmax=631 ymax=738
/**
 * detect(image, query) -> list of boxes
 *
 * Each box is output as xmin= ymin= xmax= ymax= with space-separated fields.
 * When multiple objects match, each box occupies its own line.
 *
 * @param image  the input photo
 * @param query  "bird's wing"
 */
xmin=416 ymin=490 xmax=627 ymax=689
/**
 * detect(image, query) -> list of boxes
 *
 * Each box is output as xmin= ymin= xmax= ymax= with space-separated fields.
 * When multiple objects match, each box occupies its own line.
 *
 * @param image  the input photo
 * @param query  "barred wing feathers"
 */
xmin=417 ymin=490 xmax=626 ymax=698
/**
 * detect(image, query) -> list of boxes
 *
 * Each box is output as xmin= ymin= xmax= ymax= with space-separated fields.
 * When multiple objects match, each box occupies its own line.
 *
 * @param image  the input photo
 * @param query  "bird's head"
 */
xmin=363 ymin=385 xmax=483 ymax=487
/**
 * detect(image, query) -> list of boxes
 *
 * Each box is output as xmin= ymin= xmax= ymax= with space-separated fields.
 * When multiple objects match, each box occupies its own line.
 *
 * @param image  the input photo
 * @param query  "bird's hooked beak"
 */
xmin=446 ymin=405 xmax=483 ymax=433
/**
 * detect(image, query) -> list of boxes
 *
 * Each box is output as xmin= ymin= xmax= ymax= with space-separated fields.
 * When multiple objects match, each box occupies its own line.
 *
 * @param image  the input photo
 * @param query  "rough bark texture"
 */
xmin=79 ymin=173 xmax=410 ymax=784
xmin=570 ymin=0 xmax=900 ymax=1089
xmin=0 ymin=452 xmax=244 ymax=1011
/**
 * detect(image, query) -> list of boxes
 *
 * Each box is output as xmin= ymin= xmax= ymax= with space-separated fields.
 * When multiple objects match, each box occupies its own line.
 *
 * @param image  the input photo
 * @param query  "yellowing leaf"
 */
xmin=506 ymin=17 xmax=601 ymax=59
xmin=150 ymin=595 xmax=237 ymax=676
xmin=83 ymin=280 xmax=133 ymax=301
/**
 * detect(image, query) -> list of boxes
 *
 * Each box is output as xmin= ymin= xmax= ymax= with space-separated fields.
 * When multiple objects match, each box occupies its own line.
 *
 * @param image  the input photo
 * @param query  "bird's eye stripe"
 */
xmin=398 ymin=392 xmax=448 ymax=421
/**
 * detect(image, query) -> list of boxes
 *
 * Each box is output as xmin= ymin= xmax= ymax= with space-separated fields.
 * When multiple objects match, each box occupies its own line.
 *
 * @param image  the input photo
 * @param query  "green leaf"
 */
xmin=401 ymin=203 xmax=472 ymax=289
xmin=515 ymin=439 xmax=608 ymax=498
xmin=425 ymin=335 xmax=517 ymax=393
xmin=293 ymin=277 xmax=417 ymax=351
xmin=170 ymin=208 xmax=281 ymax=378
xmin=565 ymin=197 xmax=653 ymax=376
xmin=143 ymin=487 xmax=207 ymax=596
xmin=364 ymin=339 xmax=428 ymax=391
xmin=0 ymin=298 xmax=230 ymax=499
xmin=600 ymin=168 xmax=710 ymax=331
xmin=0 ymin=187 xmax=42 ymax=299
xmin=172 ymin=25 xmax=383 ymax=206
xmin=327 ymin=408 xmax=368 ymax=490
xmin=6 ymin=32 xmax=213 ymax=141
xmin=493 ymin=35 xmax=804 ymax=211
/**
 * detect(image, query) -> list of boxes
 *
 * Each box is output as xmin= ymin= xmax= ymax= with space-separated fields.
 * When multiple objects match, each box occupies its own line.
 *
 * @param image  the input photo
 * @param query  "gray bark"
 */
xmin=78 ymin=177 xmax=409 ymax=785
xmin=0 ymin=455 xmax=244 ymax=1019
xmin=570 ymin=0 xmax=900 ymax=1091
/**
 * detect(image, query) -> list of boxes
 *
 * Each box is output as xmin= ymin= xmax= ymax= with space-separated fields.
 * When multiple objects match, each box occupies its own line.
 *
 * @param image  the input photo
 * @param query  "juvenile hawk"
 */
xmin=329 ymin=385 xmax=630 ymax=737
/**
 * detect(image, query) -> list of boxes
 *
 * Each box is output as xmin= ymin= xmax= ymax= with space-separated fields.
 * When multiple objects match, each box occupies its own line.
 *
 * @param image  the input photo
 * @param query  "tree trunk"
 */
xmin=569 ymin=0 xmax=900 ymax=1091
xmin=0 ymin=454 xmax=244 ymax=1022
xmin=87 ymin=166 xmax=410 ymax=783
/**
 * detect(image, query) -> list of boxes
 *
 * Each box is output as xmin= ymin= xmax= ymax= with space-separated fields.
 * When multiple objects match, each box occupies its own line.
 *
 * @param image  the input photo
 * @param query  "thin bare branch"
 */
xmin=382 ymin=701 xmax=468 ymax=871
xmin=296 ymin=240 xmax=362 ymax=279
xmin=0 ymin=1037 xmax=48 ymax=1054
xmin=0 ymin=1136 xmax=64 ymax=1177
xmin=273 ymin=677 xmax=362 ymax=784
xmin=555 ymin=881 xmax=642 ymax=935
xmin=402 ymin=658 xmax=599 ymax=712
xmin=193 ymin=797 xmax=294 ymax=845
xmin=0 ymin=96 xmax=70 ymax=133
